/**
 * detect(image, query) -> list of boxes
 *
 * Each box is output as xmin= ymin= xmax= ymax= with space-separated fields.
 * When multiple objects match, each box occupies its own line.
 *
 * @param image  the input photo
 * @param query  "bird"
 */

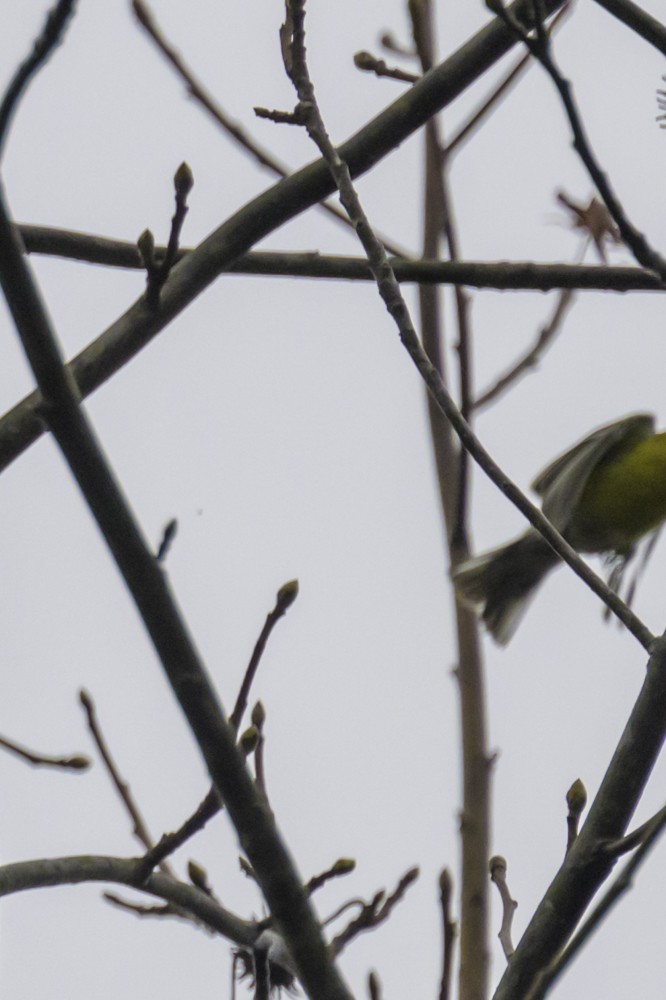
xmin=452 ymin=413 xmax=666 ymax=645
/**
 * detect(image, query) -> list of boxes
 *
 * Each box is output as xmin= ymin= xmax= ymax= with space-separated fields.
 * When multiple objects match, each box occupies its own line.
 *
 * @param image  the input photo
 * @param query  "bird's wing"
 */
xmin=531 ymin=413 xmax=655 ymax=532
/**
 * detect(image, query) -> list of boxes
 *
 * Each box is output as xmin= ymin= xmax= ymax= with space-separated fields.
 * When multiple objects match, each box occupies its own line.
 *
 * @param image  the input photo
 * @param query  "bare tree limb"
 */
xmin=0 ymin=855 xmax=254 ymax=945
xmin=18 ymin=224 xmax=663 ymax=289
xmin=408 ymin=5 xmax=489 ymax=998
xmin=0 ymin=180 xmax=353 ymax=1000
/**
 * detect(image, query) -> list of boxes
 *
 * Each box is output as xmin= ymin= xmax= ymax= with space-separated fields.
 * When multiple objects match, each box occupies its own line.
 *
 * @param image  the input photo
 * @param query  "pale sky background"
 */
xmin=0 ymin=2 xmax=665 ymax=999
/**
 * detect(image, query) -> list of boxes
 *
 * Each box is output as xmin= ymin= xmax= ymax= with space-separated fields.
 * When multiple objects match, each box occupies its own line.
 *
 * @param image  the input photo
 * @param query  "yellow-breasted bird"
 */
xmin=453 ymin=413 xmax=666 ymax=644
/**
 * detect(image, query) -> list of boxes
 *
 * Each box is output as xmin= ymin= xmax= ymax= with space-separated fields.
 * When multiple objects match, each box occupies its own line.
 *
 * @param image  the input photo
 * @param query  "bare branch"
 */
xmin=0 ymin=732 xmax=89 ymax=772
xmin=230 ymin=580 xmax=299 ymax=733
xmin=329 ymin=867 xmax=420 ymax=957
xmin=142 ymin=583 xmax=297 ymax=871
xmin=156 ymin=518 xmax=178 ymax=563
xmin=438 ymin=869 xmax=457 ymax=1000
xmin=473 ymin=247 xmax=581 ymax=412
xmin=131 ymin=0 xmax=409 ymax=258
xmin=408 ymin=5 xmax=490 ymax=998
xmin=0 ymin=855 xmax=254 ymax=945
xmin=18 ymin=224 xmax=664 ymax=290
xmin=79 ymin=689 xmax=175 ymax=877
xmin=602 ymin=802 xmax=666 ymax=859
xmin=446 ymin=2 xmax=571 ymax=157
xmin=368 ymin=971 xmax=382 ymax=1000
xmin=0 ymin=0 xmax=77 ymax=159
xmin=525 ymin=805 xmax=666 ymax=1000
xmin=489 ymin=856 xmax=517 ymax=960
xmin=490 ymin=0 xmax=666 ymax=281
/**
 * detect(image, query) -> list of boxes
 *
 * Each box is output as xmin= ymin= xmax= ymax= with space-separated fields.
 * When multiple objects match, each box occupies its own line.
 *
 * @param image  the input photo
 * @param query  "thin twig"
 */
xmin=329 ymin=867 xmax=420 ymax=957
xmin=0 ymin=0 xmax=77 ymax=159
xmin=103 ymin=892 xmax=178 ymax=919
xmin=142 ymin=786 xmax=221 ymax=873
xmin=251 ymin=701 xmax=270 ymax=807
xmin=0 ymin=732 xmax=89 ymax=771
xmin=305 ymin=859 xmax=356 ymax=897
xmin=156 ymin=518 xmax=178 ymax=562
xmin=79 ymin=689 xmax=176 ymax=877
xmin=473 ymin=286 xmax=574 ymax=411
xmin=230 ymin=580 xmax=299 ymax=732
xmin=131 ymin=0 xmax=409 ymax=259
xmin=141 ymin=163 xmax=194 ymax=307
xmin=445 ymin=2 xmax=571 ymax=157
xmin=144 ymin=584 xmax=297 ymax=871
xmin=489 ymin=856 xmax=517 ymax=960
xmin=353 ymin=51 xmax=420 ymax=83
xmin=438 ymin=869 xmax=456 ymax=1000
xmin=602 ymin=802 xmax=666 ymax=858
xmin=473 ymin=239 xmax=586 ymax=412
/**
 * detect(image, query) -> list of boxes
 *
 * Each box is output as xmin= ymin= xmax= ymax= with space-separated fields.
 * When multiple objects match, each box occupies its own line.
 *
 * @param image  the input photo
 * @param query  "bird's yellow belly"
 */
xmin=570 ymin=434 xmax=666 ymax=553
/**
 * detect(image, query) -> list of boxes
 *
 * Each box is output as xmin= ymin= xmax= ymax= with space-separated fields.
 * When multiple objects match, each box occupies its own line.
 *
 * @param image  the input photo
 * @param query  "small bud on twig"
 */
xmin=239 ymin=725 xmax=259 ymax=756
xmin=566 ymin=777 xmax=588 ymax=853
xmin=251 ymin=701 xmax=266 ymax=730
xmin=276 ymin=579 xmax=299 ymax=611
xmin=174 ymin=161 xmax=194 ymax=199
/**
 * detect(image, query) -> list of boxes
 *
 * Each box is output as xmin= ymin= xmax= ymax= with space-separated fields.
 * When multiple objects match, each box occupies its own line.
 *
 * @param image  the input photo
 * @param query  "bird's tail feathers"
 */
xmin=452 ymin=532 xmax=559 ymax=645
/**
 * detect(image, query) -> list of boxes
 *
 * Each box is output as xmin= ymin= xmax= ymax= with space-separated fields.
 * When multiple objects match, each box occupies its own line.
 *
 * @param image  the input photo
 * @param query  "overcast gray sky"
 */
xmin=1 ymin=2 xmax=665 ymax=999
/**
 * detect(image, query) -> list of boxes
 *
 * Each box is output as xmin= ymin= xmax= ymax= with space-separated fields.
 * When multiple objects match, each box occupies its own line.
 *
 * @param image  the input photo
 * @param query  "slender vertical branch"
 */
xmin=409 ymin=5 xmax=490 ymax=998
xmin=438 ymin=869 xmax=457 ymax=1000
